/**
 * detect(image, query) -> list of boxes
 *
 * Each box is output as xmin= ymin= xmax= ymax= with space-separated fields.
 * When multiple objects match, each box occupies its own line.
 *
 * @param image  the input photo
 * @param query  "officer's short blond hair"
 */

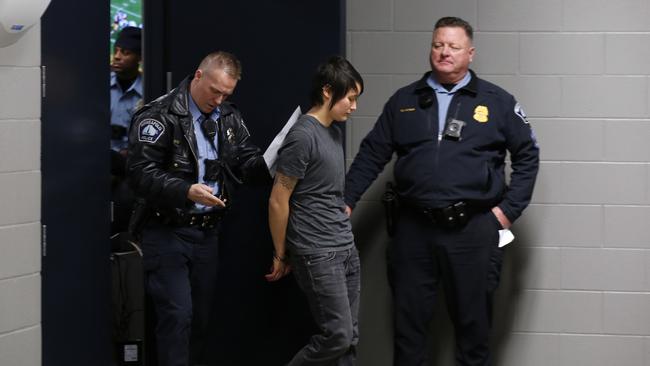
xmin=198 ymin=51 xmax=242 ymax=80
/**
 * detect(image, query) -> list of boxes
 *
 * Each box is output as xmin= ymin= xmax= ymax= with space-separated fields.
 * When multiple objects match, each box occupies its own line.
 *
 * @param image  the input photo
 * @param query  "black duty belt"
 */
xmin=418 ymin=201 xmax=490 ymax=230
xmin=153 ymin=209 xmax=223 ymax=229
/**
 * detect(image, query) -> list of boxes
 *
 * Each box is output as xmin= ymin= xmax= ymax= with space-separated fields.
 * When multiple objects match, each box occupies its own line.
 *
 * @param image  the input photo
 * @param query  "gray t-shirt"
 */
xmin=276 ymin=114 xmax=354 ymax=255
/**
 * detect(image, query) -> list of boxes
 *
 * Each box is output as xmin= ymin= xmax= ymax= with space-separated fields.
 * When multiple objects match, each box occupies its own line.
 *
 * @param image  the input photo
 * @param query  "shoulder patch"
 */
xmin=514 ymin=102 xmax=529 ymax=124
xmin=138 ymin=119 xmax=165 ymax=143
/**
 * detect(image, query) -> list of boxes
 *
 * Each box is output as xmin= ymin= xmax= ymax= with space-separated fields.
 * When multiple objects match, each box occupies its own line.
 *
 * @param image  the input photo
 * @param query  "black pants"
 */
xmin=388 ymin=207 xmax=502 ymax=366
xmin=141 ymin=222 xmax=219 ymax=366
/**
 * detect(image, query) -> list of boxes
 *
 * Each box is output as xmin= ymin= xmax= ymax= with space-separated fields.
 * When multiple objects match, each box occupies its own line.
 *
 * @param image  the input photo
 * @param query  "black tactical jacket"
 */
xmin=127 ymin=76 xmax=268 ymax=212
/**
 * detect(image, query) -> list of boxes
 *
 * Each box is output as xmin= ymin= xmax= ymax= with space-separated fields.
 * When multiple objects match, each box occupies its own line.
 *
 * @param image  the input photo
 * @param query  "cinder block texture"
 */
xmin=347 ymin=0 xmax=392 ymax=31
xmin=498 ymin=334 xmax=560 ymax=366
xmin=563 ymin=0 xmax=650 ymax=31
xmin=562 ymin=248 xmax=645 ymax=291
xmin=0 ymin=275 xmax=40 ymax=333
xmin=0 ymin=172 xmax=40 ymax=226
xmin=604 ymin=206 xmax=650 ymax=248
xmin=0 ymin=17 xmax=40 ymax=366
xmin=531 ymin=119 xmax=604 ymax=161
xmin=394 ymin=0 xmax=477 ymax=31
xmin=350 ymin=116 xmax=379 ymax=158
xmin=514 ymin=204 xmax=603 ymax=247
xmin=477 ymin=0 xmax=563 ymax=31
xmin=560 ymin=335 xmax=645 ymax=366
xmin=473 ymin=33 xmax=518 ymax=75
xmin=0 ymin=327 xmax=41 ymax=366
xmin=511 ymin=290 xmax=603 ymax=333
xmin=506 ymin=246 xmax=561 ymax=289
xmin=482 ymin=76 xmax=562 ymax=117
xmin=533 ymin=162 xmax=647 ymax=205
xmin=520 ymin=34 xmax=604 ymax=75
xmin=352 ymin=201 xmax=393 ymax=366
xmin=603 ymin=120 xmax=650 ymax=162
xmin=0 ymin=224 xmax=40 ymax=280
xmin=351 ymin=32 xmax=431 ymax=74
xmin=0 ymin=67 xmax=41 ymax=120
xmin=606 ymin=34 xmax=650 ymax=75
xmin=355 ymin=75 xmax=393 ymax=117
xmin=561 ymin=77 xmax=647 ymax=118
xmin=0 ymin=120 xmax=40 ymax=173
xmin=603 ymin=293 xmax=650 ymax=335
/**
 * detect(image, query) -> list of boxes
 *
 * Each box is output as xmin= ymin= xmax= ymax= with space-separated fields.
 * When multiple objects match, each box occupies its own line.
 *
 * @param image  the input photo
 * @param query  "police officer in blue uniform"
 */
xmin=127 ymin=51 xmax=268 ymax=366
xmin=111 ymin=26 xmax=143 ymax=154
xmin=110 ymin=26 xmax=143 ymax=234
xmin=344 ymin=17 xmax=539 ymax=366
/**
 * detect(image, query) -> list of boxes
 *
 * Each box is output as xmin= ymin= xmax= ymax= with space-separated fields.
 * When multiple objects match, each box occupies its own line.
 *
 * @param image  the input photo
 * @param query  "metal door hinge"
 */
xmin=41 ymin=65 xmax=46 ymax=98
xmin=41 ymin=224 xmax=47 ymax=257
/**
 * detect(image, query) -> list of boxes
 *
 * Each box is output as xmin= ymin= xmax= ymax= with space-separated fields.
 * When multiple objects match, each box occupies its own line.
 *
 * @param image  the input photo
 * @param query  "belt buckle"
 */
xmin=453 ymin=201 xmax=468 ymax=226
xmin=441 ymin=206 xmax=456 ymax=228
xmin=201 ymin=214 xmax=210 ymax=228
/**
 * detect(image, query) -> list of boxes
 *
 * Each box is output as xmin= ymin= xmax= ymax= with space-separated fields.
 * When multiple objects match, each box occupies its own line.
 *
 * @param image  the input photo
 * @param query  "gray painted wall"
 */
xmin=347 ymin=0 xmax=650 ymax=365
xmin=0 ymin=24 xmax=42 ymax=366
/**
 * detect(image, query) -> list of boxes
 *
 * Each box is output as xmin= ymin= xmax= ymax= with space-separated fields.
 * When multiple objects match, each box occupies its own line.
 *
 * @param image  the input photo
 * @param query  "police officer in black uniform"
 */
xmin=344 ymin=17 xmax=540 ymax=366
xmin=127 ymin=51 xmax=268 ymax=366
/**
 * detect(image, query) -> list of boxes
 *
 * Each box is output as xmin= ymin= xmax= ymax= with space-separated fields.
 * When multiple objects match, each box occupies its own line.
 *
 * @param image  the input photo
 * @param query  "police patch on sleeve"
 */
xmin=138 ymin=119 xmax=165 ymax=143
xmin=514 ymin=102 xmax=529 ymax=124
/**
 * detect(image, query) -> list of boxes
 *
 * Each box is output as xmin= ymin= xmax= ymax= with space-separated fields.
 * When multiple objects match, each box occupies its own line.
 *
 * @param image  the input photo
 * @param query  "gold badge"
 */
xmin=399 ymin=107 xmax=416 ymax=112
xmin=473 ymin=105 xmax=488 ymax=123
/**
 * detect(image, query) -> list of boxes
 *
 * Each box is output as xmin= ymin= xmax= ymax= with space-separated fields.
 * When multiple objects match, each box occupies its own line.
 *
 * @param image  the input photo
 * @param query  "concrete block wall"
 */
xmin=347 ymin=0 xmax=650 ymax=365
xmin=0 ymin=24 xmax=42 ymax=366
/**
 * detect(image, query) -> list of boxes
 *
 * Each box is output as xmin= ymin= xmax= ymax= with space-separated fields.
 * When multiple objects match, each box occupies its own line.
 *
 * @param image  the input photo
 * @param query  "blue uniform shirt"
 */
xmin=188 ymin=96 xmax=220 ymax=212
xmin=110 ymin=72 xmax=143 ymax=151
xmin=427 ymin=71 xmax=471 ymax=139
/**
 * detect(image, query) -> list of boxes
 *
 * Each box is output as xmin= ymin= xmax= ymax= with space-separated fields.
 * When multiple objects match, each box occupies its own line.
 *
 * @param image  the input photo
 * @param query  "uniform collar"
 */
xmin=187 ymin=93 xmax=221 ymax=123
xmin=110 ymin=71 xmax=143 ymax=96
xmin=414 ymin=69 xmax=478 ymax=95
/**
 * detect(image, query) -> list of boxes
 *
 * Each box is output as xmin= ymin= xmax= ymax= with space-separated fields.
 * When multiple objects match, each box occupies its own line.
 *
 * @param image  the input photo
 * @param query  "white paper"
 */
xmin=498 ymin=229 xmax=515 ymax=247
xmin=263 ymin=106 xmax=302 ymax=177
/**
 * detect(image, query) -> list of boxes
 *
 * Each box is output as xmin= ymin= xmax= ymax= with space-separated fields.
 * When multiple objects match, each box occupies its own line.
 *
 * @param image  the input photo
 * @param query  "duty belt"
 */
xmin=420 ymin=201 xmax=489 ymax=230
xmin=153 ymin=209 xmax=223 ymax=229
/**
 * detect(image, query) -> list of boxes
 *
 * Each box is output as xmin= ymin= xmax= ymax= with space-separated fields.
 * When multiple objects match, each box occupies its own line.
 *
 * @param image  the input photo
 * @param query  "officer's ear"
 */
xmin=194 ymin=69 xmax=203 ymax=81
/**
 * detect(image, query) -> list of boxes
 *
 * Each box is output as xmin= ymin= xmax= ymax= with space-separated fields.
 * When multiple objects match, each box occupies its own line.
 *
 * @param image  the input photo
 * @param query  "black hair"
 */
xmin=309 ymin=56 xmax=364 ymax=110
xmin=434 ymin=16 xmax=473 ymax=40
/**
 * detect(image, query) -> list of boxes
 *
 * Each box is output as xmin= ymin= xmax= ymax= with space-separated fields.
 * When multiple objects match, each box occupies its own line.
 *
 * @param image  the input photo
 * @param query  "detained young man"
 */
xmin=266 ymin=56 xmax=364 ymax=366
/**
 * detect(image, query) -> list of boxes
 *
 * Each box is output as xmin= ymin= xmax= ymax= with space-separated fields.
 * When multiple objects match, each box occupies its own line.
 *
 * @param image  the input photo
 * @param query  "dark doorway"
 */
xmin=41 ymin=1 xmax=345 ymax=365
xmin=41 ymin=0 xmax=112 ymax=365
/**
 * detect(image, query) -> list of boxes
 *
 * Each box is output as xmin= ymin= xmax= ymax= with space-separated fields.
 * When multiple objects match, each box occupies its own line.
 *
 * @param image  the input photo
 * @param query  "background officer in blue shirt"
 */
xmin=111 ymin=26 xmax=143 ymax=154
xmin=127 ymin=51 xmax=268 ymax=366
xmin=110 ymin=26 xmax=143 ymax=234
xmin=344 ymin=17 xmax=539 ymax=366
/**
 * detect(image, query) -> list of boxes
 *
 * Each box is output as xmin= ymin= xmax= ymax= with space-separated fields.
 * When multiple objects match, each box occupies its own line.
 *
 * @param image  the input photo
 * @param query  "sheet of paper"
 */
xmin=498 ymin=229 xmax=515 ymax=247
xmin=263 ymin=106 xmax=302 ymax=177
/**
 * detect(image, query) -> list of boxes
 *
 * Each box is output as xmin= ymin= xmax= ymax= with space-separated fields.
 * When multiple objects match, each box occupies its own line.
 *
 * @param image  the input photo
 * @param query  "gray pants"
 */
xmin=288 ymin=247 xmax=361 ymax=366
